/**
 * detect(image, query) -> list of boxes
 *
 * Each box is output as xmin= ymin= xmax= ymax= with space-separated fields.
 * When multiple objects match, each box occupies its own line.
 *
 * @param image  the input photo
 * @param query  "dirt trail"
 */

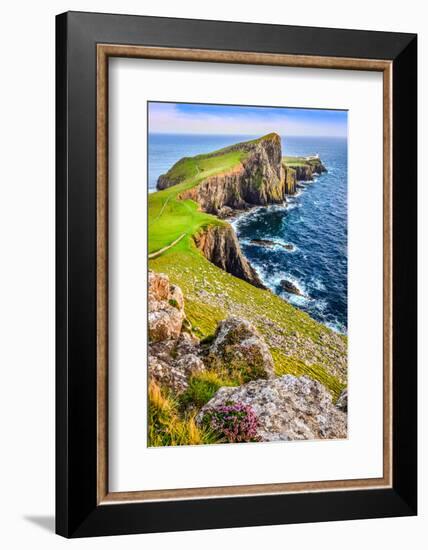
xmin=148 ymin=233 xmax=186 ymax=259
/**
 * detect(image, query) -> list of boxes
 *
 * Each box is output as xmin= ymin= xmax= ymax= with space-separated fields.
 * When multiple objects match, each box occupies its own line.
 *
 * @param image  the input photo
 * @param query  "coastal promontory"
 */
xmin=157 ymin=133 xmax=326 ymax=216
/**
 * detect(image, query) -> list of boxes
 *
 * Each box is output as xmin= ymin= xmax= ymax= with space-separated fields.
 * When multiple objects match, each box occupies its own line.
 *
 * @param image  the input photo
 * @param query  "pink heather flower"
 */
xmin=203 ymin=401 xmax=260 ymax=443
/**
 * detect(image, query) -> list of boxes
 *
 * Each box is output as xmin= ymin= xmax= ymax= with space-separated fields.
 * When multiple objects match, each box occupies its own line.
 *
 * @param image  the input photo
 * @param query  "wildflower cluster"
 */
xmin=202 ymin=401 xmax=260 ymax=443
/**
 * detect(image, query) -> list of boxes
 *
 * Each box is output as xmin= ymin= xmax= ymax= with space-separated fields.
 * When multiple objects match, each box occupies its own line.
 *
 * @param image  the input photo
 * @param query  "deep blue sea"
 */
xmin=148 ymin=134 xmax=348 ymax=333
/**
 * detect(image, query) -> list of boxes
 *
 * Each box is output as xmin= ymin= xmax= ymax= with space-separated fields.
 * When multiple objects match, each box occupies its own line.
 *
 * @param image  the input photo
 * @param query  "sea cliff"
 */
xmin=194 ymin=224 xmax=265 ymax=289
xmin=157 ymin=133 xmax=325 ymax=216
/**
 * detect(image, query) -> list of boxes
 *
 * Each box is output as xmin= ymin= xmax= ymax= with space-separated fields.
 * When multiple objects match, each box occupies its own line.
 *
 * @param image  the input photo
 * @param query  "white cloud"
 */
xmin=148 ymin=103 xmax=346 ymax=137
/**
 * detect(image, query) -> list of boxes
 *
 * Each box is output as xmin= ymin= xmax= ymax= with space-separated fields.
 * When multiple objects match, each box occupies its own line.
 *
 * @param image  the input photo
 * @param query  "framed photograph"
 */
xmin=56 ymin=11 xmax=417 ymax=538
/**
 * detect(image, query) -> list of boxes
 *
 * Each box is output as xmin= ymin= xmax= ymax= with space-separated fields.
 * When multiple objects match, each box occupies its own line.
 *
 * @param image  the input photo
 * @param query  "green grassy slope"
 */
xmin=148 ymin=149 xmax=245 ymax=254
xmin=283 ymin=155 xmax=323 ymax=169
xmin=148 ymin=137 xmax=347 ymax=400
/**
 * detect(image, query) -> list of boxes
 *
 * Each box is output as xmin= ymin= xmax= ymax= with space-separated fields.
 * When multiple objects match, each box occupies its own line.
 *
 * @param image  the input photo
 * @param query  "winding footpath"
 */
xmin=148 ymin=233 xmax=187 ymax=260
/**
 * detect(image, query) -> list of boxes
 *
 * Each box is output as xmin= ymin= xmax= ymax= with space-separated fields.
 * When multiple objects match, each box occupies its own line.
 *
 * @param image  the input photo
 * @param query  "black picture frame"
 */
xmin=56 ymin=11 xmax=417 ymax=538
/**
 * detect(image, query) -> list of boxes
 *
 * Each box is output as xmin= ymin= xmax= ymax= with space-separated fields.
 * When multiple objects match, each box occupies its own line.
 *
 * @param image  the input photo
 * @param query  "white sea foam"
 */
xmin=285 ymin=202 xmax=301 ymax=211
xmin=311 ymin=277 xmax=326 ymax=291
xmin=325 ymin=320 xmax=346 ymax=335
xmin=313 ymin=299 xmax=328 ymax=313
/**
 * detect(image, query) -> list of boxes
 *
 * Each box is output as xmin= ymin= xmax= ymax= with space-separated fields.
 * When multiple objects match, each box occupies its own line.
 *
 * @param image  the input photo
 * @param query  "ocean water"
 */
xmin=148 ymin=134 xmax=347 ymax=333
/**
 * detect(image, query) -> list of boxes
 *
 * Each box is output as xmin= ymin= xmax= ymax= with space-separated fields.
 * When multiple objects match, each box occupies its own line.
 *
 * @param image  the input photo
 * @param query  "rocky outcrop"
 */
xmin=286 ymin=159 xmax=327 ymax=182
xmin=148 ymin=271 xmax=185 ymax=342
xmin=148 ymin=272 xmax=205 ymax=392
xmin=177 ymin=134 xmax=289 ymax=214
xmin=251 ymin=239 xmax=295 ymax=251
xmin=194 ymin=224 xmax=265 ymax=289
xmin=149 ymin=332 xmax=205 ymax=394
xmin=198 ymin=375 xmax=347 ymax=441
xmin=280 ymin=279 xmax=303 ymax=296
xmin=206 ymin=316 xmax=275 ymax=382
xmin=147 ymin=272 xmax=347 ymax=442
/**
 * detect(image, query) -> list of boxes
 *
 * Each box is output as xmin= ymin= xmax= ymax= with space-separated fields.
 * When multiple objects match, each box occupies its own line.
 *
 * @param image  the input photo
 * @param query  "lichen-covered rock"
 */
xmin=336 ymin=389 xmax=348 ymax=412
xmin=149 ymin=332 xmax=205 ymax=393
xmin=207 ymin=316 xmax=275 ymax=381
xmin=148 ymin=271 xmax=185 ymax=342
xmin=198 ymin=375 xmax=347 ymax=441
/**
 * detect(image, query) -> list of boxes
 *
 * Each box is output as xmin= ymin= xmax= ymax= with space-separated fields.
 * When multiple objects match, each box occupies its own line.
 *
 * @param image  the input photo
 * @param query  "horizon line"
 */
xmin=148 ymin=132 xmax=347 ymax=138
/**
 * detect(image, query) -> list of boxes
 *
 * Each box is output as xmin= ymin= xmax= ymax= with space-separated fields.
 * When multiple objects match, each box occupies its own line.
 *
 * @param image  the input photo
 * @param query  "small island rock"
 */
xmin=280 ymin=279 xmax=303 ymax=296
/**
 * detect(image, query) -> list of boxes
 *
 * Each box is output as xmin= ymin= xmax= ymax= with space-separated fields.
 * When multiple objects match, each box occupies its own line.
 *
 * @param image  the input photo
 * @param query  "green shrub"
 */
xmin=180 ymin=371 xmax=235 ymax=409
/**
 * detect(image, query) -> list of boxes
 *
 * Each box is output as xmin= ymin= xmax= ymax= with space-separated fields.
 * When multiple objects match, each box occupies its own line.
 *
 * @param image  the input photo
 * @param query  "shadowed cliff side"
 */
xmin=194 ymin=224 xmax=265 ymax=289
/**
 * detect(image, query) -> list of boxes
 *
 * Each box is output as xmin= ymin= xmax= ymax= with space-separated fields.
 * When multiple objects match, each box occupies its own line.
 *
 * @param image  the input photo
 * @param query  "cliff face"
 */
xmin=286 ymin=159 xmax=327 ymax=182
xmin=157 ymin=133 xmax=327 ymax=213
xmin=284 ymin=165 xmax=297 ymax=195
xmin=194 ymin=224 xmax=265 ymax=289
xmin=177 ymin=134 xmax=289 ymax=215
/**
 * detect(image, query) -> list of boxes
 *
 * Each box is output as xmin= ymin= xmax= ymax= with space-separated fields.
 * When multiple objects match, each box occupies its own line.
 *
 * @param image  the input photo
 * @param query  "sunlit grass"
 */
xmin=148 ymin=381 xmax=221 ymax=446
xmin=179 ymin=370 xmax=238 ymax=410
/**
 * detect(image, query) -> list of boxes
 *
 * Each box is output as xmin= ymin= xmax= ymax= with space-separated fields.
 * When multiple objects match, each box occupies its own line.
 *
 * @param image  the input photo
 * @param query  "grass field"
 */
xmin=282 ymin=155 xmax=321 ymax=167
xmin=148 ymin=149 xmax=245 ymax=254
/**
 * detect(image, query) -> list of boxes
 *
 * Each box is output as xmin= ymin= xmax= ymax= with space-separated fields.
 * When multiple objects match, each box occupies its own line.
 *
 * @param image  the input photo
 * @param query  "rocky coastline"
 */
xmin=157 ymin=133 xmax=326 ymax=290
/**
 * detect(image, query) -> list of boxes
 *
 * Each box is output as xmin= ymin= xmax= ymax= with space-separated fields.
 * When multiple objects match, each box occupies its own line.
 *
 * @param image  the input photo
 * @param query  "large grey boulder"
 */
xmin=207 ymin=316 xmax=275 ymax=381
xmin=198 ymin=375 xmax=347 ymax=441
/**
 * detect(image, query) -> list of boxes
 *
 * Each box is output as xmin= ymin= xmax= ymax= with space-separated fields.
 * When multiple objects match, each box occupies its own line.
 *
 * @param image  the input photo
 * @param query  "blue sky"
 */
xmin=148 ymin=102 xmax=347 ymax=137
